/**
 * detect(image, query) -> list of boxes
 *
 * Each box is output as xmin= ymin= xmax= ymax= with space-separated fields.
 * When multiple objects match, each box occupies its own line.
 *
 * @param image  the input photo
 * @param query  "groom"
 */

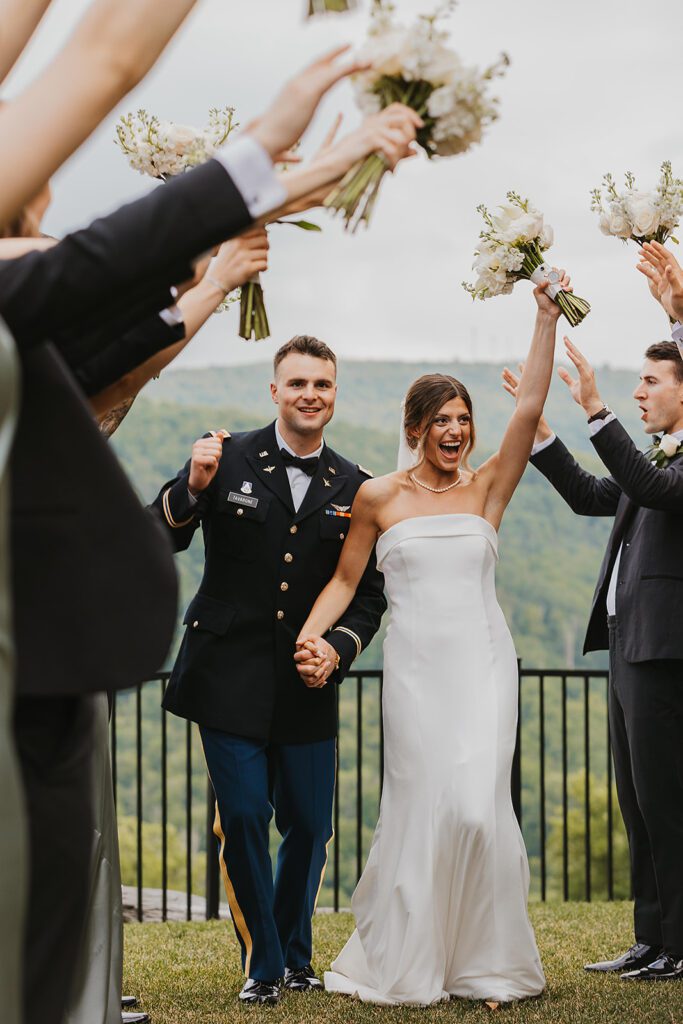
xmin=522 ymin=337 xmax=683 ymax=982
xmin=151 ymin=335 xmax=386 ymax=1004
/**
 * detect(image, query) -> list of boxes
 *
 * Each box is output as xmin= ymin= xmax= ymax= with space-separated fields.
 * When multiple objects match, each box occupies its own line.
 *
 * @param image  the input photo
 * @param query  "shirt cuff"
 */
xmin=214 ymin=135 xmax=287 ymax=219
xmin=588 ymin=413 xmax=616 ymax=435
xmin=530 ymin=433 xmax=556 ymax=457
xmin=187 ymin=489 xmax=198 ymax=505
xmin=159 ymin=305 xmax=184 ymax=328
xmin=672 ymin=320 xmax=683 ymax=359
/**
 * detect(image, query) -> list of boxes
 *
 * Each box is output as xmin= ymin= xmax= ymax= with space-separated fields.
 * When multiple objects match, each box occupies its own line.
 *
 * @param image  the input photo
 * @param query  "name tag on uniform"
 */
xmin=228 ymin=491 xmax=259 ymax=509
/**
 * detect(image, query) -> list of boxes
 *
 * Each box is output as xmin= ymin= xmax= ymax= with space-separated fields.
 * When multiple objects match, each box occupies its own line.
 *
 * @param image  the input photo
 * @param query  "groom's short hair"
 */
xmin=645 ymin=341 xmax=683 ymax=384
xmin=274 ymin=335 xmax=337 ymax=374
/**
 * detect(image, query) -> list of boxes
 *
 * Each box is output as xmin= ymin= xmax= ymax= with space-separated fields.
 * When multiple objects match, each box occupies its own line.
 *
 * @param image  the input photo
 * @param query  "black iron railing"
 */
xmin=112 ymin=664 xmax=625 ymax=922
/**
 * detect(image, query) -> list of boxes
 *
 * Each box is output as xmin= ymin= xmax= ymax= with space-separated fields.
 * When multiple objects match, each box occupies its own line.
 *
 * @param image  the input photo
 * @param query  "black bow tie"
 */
xmin=280 ymin=449 xmax=319 ymax=476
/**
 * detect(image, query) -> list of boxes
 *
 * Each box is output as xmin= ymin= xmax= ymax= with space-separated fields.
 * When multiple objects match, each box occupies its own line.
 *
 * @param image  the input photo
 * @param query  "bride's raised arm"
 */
xmin=481 ymin=274 xmax=568 ymax=525
xmin=297 ymin=481 xmax=383 ymax=650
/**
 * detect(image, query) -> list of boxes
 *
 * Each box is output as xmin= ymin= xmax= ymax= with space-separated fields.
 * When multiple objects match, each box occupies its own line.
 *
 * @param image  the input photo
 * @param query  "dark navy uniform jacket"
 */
xmin=152 ymin=422 xmax=387 ymax=743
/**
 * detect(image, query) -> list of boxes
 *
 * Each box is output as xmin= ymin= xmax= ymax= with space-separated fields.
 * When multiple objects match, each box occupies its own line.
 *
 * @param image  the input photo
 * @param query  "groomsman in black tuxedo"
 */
xmin=151 ymin=336 xmax=386 ymax=1005
xmin=508 ymin=336 xmax=683 ymax=982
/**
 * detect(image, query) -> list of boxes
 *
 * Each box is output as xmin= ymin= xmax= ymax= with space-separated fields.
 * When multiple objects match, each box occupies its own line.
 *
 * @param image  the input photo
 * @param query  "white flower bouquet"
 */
xmin=463 ymin=192 xmax=591 ymax=327
xmin=307 ymin=0 xmax=356 ymax=15
xmin=324 ymin=1 xmax=507 ymax=231
xmin=116 ymin=107 xmax=276 ymax=340
xmin=591 ymin=161 xmax=683 ymax=246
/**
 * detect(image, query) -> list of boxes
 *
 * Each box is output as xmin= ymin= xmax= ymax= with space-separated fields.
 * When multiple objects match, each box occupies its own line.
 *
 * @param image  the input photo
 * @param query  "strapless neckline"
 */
xmin=376 ymin=513 xmax=498 ymax=569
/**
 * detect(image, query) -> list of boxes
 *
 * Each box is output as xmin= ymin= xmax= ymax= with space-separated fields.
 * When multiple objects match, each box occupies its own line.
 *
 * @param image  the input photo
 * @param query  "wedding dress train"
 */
xmin=325 ymin=514 xmax=545 ymax=1005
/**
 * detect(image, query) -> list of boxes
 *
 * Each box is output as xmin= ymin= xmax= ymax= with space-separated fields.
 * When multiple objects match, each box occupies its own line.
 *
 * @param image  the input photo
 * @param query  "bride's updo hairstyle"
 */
xmin=404 ymin=373 xmax=476 ymax=473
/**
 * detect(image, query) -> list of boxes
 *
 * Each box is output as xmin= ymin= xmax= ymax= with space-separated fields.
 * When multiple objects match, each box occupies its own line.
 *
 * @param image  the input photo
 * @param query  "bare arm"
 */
xmin=0 ymin=0 xmax=199 ymax=227
xmin=482 ymin=277 xmax=566 ymax=525
xmin=297 ymin=483 xmax=380 ymax=642
xmin=0 ymin=0 xmax=53 ymax=82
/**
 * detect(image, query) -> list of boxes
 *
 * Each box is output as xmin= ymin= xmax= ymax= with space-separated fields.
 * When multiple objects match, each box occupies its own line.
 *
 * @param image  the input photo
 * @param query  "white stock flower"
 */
xmin=623 ymin=190 xmax=660 ymax=239
xmin=659 ymin=434 xmax=680 ymax=457
xmin=539 ymin=223 xmax=554 ymax=249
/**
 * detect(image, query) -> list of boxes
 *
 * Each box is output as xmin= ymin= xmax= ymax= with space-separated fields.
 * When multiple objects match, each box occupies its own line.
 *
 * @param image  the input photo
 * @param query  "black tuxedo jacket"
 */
xmin=151 ymin=423 xmax=387 ymax=743
xmin=0 ymin=159 xmax=254 ymax=695
xmin=531 ymin=418 xmax=683 ymax=661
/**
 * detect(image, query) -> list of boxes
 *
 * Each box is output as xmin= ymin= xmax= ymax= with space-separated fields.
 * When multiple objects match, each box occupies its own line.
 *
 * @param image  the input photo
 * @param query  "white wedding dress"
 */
xmin=325 ymin=514 xmax=545 ymax=1005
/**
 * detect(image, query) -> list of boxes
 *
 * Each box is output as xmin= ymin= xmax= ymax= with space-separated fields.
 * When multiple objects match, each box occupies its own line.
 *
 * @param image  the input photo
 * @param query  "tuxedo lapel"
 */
xmin=245 ymin=424 xmax=295 ymax=514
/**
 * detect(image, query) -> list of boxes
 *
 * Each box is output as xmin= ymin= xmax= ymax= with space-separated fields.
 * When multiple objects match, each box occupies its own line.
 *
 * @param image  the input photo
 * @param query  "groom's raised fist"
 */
xmin=188 ymin=430 xmax=230 ymax=495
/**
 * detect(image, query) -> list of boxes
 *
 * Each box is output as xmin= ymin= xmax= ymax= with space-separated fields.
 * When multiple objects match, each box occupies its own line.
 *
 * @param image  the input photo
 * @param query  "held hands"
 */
xmin=533 ymin=269 xmax=572 ymax=320
xmin=637 ymin=241 xmax=683 ymax=323
xmin=188 ymin=430 xmax=230 ymax=494
xmin=294 ymin=636 xmax=338 ymax=688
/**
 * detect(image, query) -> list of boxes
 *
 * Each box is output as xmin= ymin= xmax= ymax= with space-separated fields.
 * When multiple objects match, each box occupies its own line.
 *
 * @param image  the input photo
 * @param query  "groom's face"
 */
xmin=271 ymin=353 xmax=337 ymax=438
xmin=633 ymin=358 xmax=683 ymax=435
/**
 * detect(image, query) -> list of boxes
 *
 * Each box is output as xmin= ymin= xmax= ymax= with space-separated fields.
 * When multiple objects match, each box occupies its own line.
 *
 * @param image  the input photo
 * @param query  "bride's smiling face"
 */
xmin=420 ymin=397 xmax=472 ymax=473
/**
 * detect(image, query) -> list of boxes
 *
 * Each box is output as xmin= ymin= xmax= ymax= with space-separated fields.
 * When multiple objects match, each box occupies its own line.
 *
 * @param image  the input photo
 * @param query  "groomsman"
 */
xmin=151 ymin=336 xmax=386 ymax=1005
xmin=508 ymin=336 xmax=683 ymax=981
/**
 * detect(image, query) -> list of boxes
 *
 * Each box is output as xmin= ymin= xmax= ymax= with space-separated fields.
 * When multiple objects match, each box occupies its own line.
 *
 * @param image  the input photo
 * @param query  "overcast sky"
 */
xmin=6 ymin=0 xmax=683 ymax=371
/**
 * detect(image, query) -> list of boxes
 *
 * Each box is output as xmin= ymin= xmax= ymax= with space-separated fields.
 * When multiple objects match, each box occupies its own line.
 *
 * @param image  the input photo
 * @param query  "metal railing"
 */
xmin=112 ymin=664 xmax=625 ymax=922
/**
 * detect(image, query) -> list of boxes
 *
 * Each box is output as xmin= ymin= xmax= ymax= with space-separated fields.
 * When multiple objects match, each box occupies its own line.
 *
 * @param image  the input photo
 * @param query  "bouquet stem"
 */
xmin=520 ymin=243 xmax=591 ymax=327
xmin=323 ymin=153 xmax=388 ymax=232
xmin=239 ymin=276 xmax=270 ymax=341
xmin=308 ymin=0 xmax=354 ymax=13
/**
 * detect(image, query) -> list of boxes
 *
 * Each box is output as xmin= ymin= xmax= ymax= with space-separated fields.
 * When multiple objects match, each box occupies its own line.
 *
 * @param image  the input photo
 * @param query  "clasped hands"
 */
xmin=294 ymin=635 xmax=338 ymax=688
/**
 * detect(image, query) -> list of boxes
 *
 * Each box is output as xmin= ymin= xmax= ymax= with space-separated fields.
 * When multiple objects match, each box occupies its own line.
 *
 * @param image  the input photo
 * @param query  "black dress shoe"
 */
xmin=122 ymin=1014 xmax=150 ymax=1024
xmin=238 ymin=979 xmax=282 ymax=1005
xmin=621 ymin=954 xmax=683 ymax=981
xmin=121 ymin=998 xmax=138 ymax=1009
xmin=584 ymin=942 xmax=661 ymax=973
xmin=283 ymin=965 xmax=324 ymax=992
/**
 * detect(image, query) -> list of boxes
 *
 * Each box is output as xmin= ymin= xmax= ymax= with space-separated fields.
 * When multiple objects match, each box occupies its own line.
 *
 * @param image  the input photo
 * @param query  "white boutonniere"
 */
xmin=648 ymin=433 xmax=683 ymax=467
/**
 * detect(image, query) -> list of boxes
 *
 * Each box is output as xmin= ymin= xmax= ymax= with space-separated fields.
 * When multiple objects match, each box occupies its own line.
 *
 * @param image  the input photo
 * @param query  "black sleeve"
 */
xmin=530 ymin=434 xmax=622 ymax=516
xmin=0 ymin=158 xmax=251 ymax=351
xmin=66 ymin=312 xmax=185 ymax=397
xmin=591 ymin=417 xmax=683 ymax=512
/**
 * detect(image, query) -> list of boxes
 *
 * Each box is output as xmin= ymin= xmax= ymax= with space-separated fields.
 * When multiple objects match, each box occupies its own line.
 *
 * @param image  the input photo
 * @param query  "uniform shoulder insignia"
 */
xmin=201 ymin=430 xmax=232 ymax=441
xmin=357 ymin=464 xmax=374 ymax=478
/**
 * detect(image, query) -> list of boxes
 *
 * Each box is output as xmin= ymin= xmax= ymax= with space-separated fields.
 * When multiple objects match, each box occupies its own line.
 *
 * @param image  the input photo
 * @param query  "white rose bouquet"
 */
xmin=463 ymin=192 xmax=591 ymax=327
xmin=324 ymin=1 xmax=508 ymax=231
xmin=591 ymin=161 xmax=683 ymax=246
xmin=115 ymin=107 xmax=293 ymax=342
xmin=307 ymin=0 xmax=356 ymax=15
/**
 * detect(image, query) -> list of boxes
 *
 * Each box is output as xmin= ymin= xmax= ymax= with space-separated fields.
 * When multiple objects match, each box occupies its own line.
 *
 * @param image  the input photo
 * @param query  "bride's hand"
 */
xmin=294 ymin=636 xmax=337 ymax=688
xmin=533 ymin=268 xmax=571 ymax=320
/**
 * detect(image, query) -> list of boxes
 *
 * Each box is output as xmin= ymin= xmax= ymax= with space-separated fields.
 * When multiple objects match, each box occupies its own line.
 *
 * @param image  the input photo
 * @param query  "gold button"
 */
xmin=280 ymin=582 xmax=289 ymax=592
xmin=284 ymin=553 xmax=293 ymax=564
xmin=339 ymin=532 xmax=345 ymax=540
xmin=276 ymin=610 xmax=285 ymax=620
xmin=236 ymin=508 xmax=244 ymax=516
xmin=192 ymin=620 xmax=199 ymax=628
xmin=290 ymin=525 xmax=298 ymax=534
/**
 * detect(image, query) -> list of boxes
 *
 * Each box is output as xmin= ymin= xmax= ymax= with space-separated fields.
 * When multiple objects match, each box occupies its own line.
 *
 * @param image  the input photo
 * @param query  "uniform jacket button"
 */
xmin=290 ymin=525 xmax=298 ymax=534
xmin=236 ymin=507 xmax=244 ymax=516
xmin=284 ymin=553 xmax=293 ymax=563
xmin=280 ymin=582 xmax=289 ymax=592
xmin=192 ymin=620 xmax=199 ymax=628
xmin=339 ymin=532 xmax=345 ymax=540
xmin=277 ymin=610 xmax=285 ymax=620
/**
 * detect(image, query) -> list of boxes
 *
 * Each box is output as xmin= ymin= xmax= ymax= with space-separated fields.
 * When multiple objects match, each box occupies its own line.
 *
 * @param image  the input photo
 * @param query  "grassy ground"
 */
xmin=124 ymin=904 xmax=683 ymax=1023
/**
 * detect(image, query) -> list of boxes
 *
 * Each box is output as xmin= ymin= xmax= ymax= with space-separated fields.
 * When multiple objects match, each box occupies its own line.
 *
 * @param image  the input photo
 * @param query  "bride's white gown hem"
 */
xmin=324 ymin=514 xmax=545 ymax=1005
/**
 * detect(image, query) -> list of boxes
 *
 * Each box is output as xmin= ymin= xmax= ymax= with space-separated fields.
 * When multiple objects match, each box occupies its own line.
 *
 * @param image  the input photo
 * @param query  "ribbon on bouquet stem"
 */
xmin=529 ymin=263 xmax=562 ymax=300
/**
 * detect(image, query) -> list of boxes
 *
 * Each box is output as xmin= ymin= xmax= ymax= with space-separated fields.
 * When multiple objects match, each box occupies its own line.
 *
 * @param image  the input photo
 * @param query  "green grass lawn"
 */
xmin=124 ymin=904 xmax=683 ymax=1023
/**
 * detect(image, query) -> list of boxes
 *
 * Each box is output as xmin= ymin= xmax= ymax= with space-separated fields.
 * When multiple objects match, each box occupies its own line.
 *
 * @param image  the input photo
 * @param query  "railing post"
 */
xmin=205 ymin=777 xmax=220 ymax=920
xmin=511 ymin=659 xmax=522 ymax=825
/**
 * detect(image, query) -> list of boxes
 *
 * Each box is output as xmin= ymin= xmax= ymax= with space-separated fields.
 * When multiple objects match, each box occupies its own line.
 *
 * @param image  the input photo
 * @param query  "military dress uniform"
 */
xmin=152 ymin=421 xmax=386 ymax=982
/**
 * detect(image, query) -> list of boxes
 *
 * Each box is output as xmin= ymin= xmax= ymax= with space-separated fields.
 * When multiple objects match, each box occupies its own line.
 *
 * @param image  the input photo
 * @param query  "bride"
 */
xmin=296 ymin=274 xmax=571 ymax=1005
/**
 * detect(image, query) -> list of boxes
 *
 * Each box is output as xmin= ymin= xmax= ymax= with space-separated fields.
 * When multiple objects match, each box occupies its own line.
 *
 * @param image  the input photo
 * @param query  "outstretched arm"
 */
xmin=482 ymin=276 xmax=566 ymax=526
xmin=0 ymin=0 xmax=53 ymax=82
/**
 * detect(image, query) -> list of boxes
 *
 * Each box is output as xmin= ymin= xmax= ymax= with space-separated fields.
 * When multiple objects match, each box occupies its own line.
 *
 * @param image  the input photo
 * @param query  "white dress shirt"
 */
xmin=531 ymin=419 xmax=683 ymax=616
xmin=275 ymin=422 xmax=323 ymax=512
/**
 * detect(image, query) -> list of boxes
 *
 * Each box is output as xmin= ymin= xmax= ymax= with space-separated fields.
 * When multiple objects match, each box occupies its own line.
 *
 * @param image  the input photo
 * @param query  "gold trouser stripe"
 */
xmin=332 ymin=626 xmax=362 ymax=660
xmin=213 ymin=801 xmax=254 ymax=977
xmin=162 ymin=487 xmax=194 ymax=528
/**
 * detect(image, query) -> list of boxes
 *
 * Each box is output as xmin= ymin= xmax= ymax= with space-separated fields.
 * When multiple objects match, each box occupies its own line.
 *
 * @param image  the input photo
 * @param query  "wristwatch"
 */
xmin=587 ymin=406 xmax=612 ymax=424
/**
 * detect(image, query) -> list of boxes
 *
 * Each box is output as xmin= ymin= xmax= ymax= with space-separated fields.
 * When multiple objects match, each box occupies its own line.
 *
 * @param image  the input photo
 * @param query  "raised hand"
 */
xmin=247 ymin=46 xmax=368 ymax=160
xmin=501 ymin=362 xmax=553 ymax=443
xmin=532 ymin=269 xmax=572 ymax=320
xmin=558 ymin=337 xmax=605 ymax=417
xmin=188 ymin=430 xmax=230 ymax=494
xmin=637 ymin=241 xmax=683 ymax=323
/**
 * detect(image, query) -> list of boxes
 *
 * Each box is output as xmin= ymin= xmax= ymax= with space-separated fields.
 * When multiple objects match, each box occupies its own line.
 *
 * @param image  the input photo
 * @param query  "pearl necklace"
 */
xmin=410 ymin=470 xmax=462 ymax=493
